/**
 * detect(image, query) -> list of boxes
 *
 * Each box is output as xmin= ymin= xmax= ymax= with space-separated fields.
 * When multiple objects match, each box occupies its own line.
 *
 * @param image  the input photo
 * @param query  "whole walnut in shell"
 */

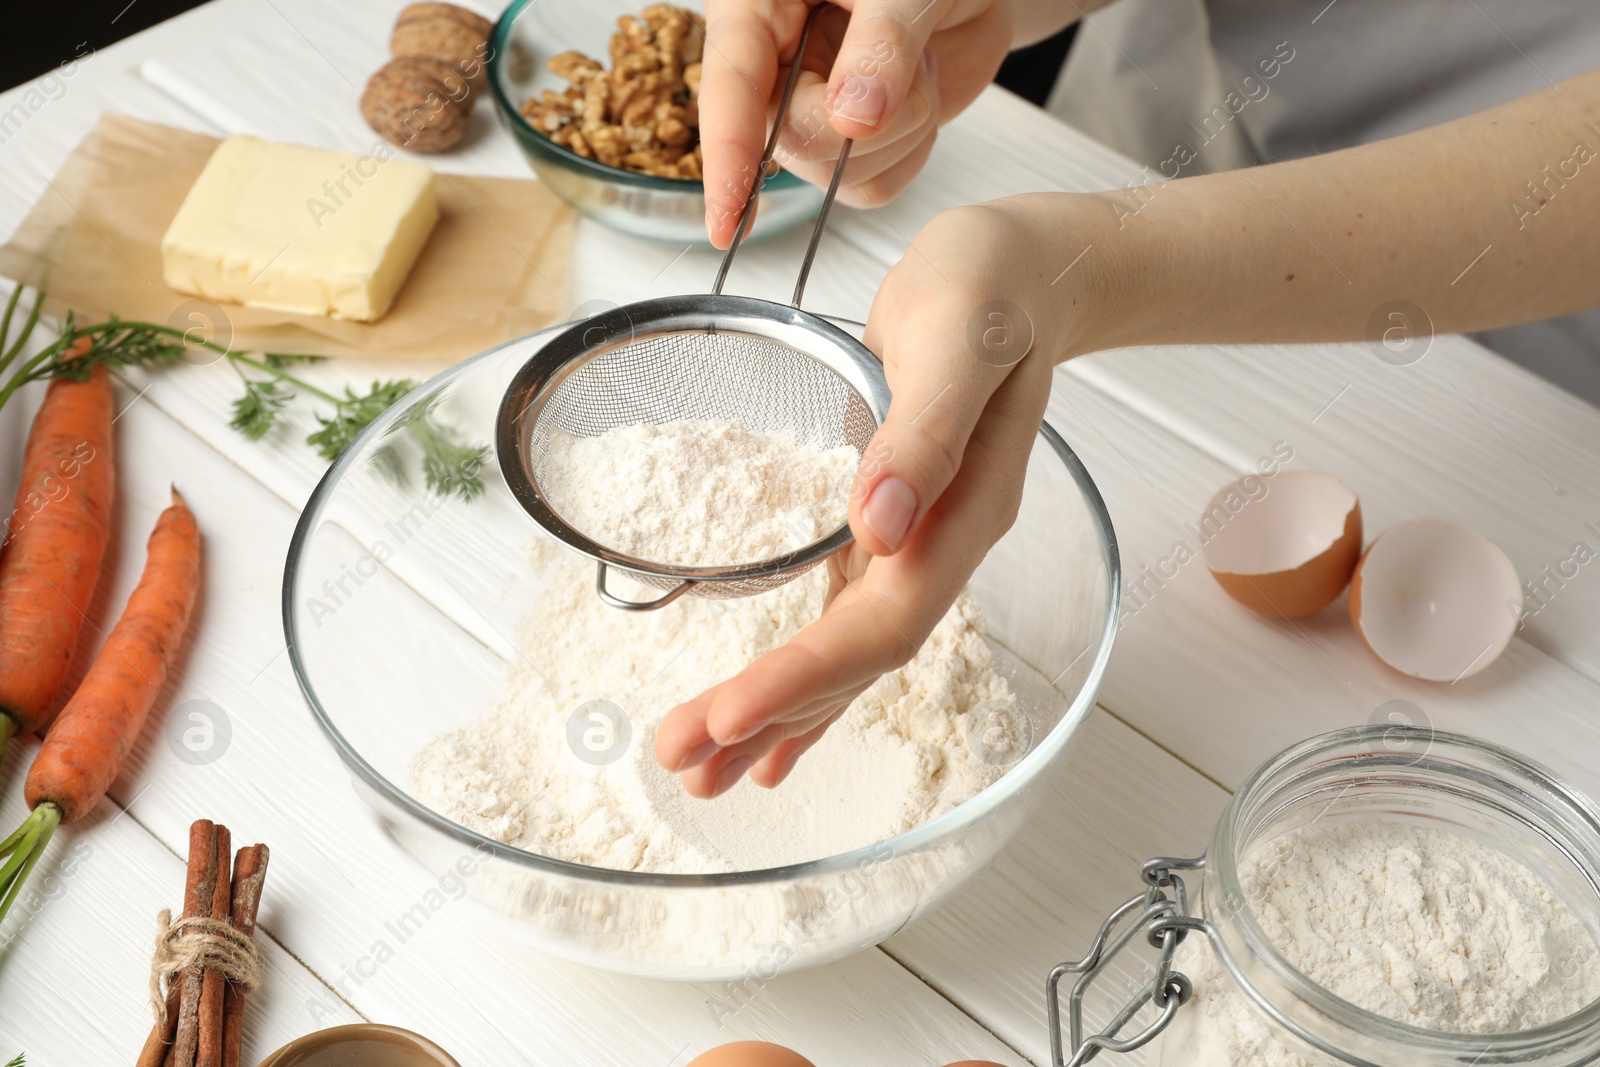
xmin=361 ymin=56 xmax=474 ymax=153
xmin=391 ymin=2 xmax=494 ymax=94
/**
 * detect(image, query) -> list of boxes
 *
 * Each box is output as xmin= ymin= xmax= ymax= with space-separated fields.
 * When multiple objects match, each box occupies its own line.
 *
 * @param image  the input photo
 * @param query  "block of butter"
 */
xmin=161 ymin=135 xmax=439 ymax=322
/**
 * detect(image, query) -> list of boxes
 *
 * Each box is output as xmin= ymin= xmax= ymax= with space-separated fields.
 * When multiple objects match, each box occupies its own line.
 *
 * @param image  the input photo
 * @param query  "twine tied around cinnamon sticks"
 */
xmin=137 ymin=820 xmax=270 ymax=1067
xmin=149 ymin=912 xmax=261 ymax=1025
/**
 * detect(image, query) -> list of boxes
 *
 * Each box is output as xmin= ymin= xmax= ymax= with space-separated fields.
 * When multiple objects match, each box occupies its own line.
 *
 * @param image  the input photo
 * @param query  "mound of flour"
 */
xmin=411 ymin=540 xmax=1019 ymax=873
xmin=540 ymin=419 xmax=860 ymax=567
xmin=1162 ymin=821 xmax=1600 ymax=1067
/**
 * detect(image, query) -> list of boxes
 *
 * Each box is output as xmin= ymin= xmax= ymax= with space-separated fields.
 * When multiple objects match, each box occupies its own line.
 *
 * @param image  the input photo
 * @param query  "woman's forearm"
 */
xmin=1040 ymin=67 xmax=1600 ymax=355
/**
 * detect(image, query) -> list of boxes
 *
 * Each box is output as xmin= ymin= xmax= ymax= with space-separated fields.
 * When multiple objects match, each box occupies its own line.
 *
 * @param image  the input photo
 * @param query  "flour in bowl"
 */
xmin=1162 ymin=821 xmax=1600 ymax=1067
xmin=540 ymin=419 xmax=860 ymax=566
xmin=410 ymin=540 xmax=1019 ymax=873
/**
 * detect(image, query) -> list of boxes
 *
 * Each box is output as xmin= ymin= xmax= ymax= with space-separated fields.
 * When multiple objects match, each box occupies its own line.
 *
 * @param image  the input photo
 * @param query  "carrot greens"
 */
xmin=0 ymin=805 xmax=58 ymax=925
xmin=0 ymin=288 xmax=487 ymax=500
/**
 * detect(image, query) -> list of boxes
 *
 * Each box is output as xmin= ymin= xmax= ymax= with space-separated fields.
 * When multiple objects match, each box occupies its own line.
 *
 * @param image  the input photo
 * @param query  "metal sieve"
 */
xmin=497 ymin=3 xmax=891 ymax=611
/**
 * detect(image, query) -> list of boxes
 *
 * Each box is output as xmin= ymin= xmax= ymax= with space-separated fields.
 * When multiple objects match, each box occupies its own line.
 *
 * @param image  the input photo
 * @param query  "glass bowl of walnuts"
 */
xmin=488 ymin=0 xmax=826 ymax=245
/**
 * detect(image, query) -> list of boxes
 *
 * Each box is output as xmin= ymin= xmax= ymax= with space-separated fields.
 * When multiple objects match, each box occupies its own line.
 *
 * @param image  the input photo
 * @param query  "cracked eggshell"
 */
xmin=1200 ymin=471 xmax=1363 ymax=619
xmin=1350 ymin=517 xmax=1522 ymax=681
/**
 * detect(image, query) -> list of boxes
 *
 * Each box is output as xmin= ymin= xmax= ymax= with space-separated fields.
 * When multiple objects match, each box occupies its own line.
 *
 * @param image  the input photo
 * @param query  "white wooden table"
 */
xmin=2 ymin=2 xmax=1598 ymax=1063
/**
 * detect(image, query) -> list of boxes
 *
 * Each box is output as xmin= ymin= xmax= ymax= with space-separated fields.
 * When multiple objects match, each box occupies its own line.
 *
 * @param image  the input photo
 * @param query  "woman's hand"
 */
xmin=657 ymin=197 xmax=1095 ymax=796
xmin=700 ymin=0 xmax=1014 ymax=247
xmin=664 ymin=66 xmax=1600 ymax=796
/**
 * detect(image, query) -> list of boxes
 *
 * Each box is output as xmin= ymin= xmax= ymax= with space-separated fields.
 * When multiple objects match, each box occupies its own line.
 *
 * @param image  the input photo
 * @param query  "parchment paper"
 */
xmin=0 ymin=113 xmax=574 ymax=361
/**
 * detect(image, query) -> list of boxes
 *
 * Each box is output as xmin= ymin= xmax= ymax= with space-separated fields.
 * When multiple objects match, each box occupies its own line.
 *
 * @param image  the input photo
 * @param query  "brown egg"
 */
xmin=686 ymin=1041 xmax=816 ymax=1067
xmin=1200 ymin=470 xmax=1362 ymax=618
xmin=1350 ymin=518 xmax=1521 ymax=681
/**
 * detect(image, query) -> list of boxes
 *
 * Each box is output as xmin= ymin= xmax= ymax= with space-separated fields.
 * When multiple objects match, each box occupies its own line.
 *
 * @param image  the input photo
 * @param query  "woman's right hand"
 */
xmin=657 ymin=194 xmax=1105 ymax=795
xmin=700 ymin=0 xmax=1014 ymax=247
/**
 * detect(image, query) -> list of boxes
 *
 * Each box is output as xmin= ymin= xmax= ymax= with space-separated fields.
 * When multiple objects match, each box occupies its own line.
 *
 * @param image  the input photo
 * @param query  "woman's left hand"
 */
xmin=699 ymin=0 xmax=1015 ymax=247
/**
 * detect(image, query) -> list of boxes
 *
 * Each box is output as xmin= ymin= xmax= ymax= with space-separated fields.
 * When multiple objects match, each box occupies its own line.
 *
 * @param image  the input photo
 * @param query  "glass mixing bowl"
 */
xmin=284 ymin=320 xmax=1120 ymax=980
xmin=487 ymin=0 xmax=826 ymax=245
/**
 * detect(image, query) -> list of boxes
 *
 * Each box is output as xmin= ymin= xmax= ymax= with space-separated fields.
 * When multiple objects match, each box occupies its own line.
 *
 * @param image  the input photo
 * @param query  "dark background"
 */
xmin=3 ymin=0 xmax=1075 ymax=104
xmin=3 ymin=0 xmax=202 ymax=89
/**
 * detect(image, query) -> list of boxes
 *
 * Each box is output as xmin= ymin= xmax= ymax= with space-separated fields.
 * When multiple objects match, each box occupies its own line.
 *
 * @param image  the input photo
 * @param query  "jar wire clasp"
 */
xmin=1047 ymin=855 xmax=1207 ymax=1067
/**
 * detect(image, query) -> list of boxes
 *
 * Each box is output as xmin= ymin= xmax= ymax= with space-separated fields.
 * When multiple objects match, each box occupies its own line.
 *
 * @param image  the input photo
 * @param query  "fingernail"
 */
xmin=863 ymin=476 xmax=917 ymax=550
xmin=714 ymin=756 xmax=754 ymax=796
xmin=674 ymin=738 xmax=720 ymax=772
xmin=833 ymin=75 xmax=887 ymax=126
xmin=924 ymin=46 xmax=938 ymax=81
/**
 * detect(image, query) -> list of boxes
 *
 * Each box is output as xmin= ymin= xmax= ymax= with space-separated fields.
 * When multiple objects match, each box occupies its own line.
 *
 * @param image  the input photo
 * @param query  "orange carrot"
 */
xmin=0 ymin=489 xmax=199 ymax=923
xmin=0 ymin=355 xmax=115 ymax=742
xmin=25 ymin=488 xmax=200 ymax=824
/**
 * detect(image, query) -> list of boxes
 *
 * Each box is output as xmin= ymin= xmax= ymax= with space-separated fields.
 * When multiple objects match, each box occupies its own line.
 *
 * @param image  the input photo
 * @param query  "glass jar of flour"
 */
xmin=1048 ymin=726 xmax=1600 ymax=1067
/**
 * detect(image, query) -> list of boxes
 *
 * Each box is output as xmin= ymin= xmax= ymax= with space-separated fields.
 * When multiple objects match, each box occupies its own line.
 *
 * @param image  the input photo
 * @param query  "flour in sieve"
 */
xmin=540 ymin=419 xmax=860 ymax=566
xmin=1160 ymin=821 xmax=1600 ymax=1067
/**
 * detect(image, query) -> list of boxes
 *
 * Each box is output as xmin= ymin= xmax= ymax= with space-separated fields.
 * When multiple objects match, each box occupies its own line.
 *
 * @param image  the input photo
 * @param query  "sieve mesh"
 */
xmin=526 ymin=330 xmax=877 ymax=597
xmin=528 ymin=331 xmax=876 ymax=473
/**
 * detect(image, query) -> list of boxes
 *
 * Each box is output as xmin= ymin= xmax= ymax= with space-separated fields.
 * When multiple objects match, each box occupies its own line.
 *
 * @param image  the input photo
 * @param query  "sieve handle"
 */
xmin=595 ymin=562 xmax=698 ymax=611
xmin=712 ymin=2 xmax=852 ymax=310
xmin=791 ymin=142 xmax=852 ymax=308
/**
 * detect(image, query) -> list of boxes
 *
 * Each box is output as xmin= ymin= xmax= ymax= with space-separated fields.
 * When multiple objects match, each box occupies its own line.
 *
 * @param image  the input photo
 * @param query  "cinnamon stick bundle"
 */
xmin=136 ymin=821 xmax=270 ymax=1067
